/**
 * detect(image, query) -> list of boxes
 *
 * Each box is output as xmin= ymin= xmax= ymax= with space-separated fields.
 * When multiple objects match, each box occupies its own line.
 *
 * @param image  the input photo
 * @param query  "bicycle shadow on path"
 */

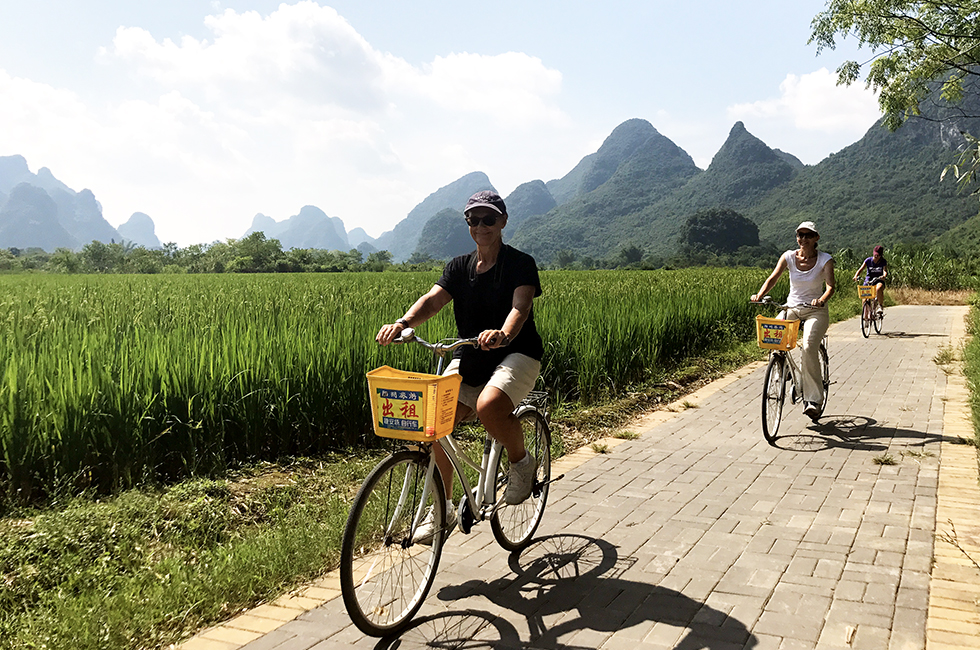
xmin=770 ymin=414 xmax=949 ymax=452
xmin=879 ymin=331 xmax=947 ymax=339
xmin=375 ymin=535 xmax=758 ymax=649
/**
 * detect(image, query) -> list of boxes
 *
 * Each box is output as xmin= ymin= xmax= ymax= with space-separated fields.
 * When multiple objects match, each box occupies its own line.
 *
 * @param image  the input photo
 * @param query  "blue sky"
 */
xmin=0 ymin=1 xmax=878 ymax=246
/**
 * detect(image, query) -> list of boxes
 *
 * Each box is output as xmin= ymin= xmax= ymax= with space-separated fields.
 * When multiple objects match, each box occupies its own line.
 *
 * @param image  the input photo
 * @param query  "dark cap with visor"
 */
xmin=464 ymin=190 xmax=507 ymax=216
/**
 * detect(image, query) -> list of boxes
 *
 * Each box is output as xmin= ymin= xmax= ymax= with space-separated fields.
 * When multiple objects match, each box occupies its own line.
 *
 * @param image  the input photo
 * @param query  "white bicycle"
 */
xmin=340 ymin=328 xmax=558 ymax=637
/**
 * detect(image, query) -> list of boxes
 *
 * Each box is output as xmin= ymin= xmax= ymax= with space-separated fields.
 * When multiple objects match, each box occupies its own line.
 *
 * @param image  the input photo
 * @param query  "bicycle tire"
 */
xmin=490 ymin=408 xmax=552 ymax=552
xmin=761 ymin=354 xmax=786 ymax=443
xmin=815 ymin=343 xmax=830 ymax=417
xmin=340 ymin=449 xmax=447 ymax=637
xmin=861 ymin=300 xmax=871 ymax=338
xmin=873 ymin=301 xmax=882 ymax=334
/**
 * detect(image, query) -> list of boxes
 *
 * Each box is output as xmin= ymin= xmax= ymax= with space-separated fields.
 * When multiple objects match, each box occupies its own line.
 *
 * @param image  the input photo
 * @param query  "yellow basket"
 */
xmin=755 ymin=315 xmax=799 ymax=351
xmin=366 ymin=366 xmax=462 ymax=441
xmin=858 ymin=285 xmax=875 ymax=300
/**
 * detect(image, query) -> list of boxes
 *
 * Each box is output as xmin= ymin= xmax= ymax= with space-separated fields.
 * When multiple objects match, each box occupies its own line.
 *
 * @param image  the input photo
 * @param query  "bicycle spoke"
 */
xmin=341 ymin=451 xmax=446 ymax=636
xmin=491 ymin=409 xmax=551 ymax=551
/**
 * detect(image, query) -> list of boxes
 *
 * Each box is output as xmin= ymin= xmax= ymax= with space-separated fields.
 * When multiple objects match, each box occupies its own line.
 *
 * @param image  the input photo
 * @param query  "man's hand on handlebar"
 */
xmin=477 ymin=329 xmax=510 ymax=350
xmin=376 ymin=322 xmax=406 ymax=346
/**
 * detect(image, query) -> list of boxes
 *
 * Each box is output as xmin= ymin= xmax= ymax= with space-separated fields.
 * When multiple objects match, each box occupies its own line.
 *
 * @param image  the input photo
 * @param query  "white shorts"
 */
xmin=443 ymin=353 xmax=542 ymax=419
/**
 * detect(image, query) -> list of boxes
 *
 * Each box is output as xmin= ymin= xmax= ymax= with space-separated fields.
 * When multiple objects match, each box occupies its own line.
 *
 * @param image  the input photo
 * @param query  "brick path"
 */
xmin=179 ymin=305 xmax=980 ymax=650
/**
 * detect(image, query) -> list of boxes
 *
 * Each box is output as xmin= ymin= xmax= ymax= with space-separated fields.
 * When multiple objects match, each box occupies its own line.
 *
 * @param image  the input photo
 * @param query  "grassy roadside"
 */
xmin=961 ymin=295 xmax=980 ymax=449
xmin=0 ymin=290 xmax=869 ymax=650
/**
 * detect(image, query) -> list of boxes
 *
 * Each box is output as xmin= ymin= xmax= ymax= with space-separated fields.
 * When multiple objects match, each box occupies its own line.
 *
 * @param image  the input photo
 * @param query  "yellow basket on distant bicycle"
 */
xmin=366 ymin=366 xmax=462 ymax=441
xmin=755 ymin=315 xmax=799 ymax=351
xmin=858 ymin=285 xmax=875 ymax=300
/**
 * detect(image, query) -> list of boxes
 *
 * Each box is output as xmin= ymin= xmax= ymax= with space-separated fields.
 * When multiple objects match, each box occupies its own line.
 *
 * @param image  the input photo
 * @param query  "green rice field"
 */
xmin=0 ymin=268 xmax=808 ymax=497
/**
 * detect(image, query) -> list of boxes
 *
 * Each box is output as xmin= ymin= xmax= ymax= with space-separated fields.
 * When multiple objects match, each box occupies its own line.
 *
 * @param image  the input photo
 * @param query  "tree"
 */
xmin=48 ymin=248 xmax=81 ymax=273
xmin=810 ymin=1 xmax=980 ymax=130
xmin=811 ymin=2 xmax=980 ymax=194
xmin=810 ymin=0 xmax=980 ymax=131
xmin=678 ymin=208 xmax=759 ymax=255
xmin=553 ymin=249 xmax=578 ymax=269
xmin=227 ymin=232 xmax=284 ymax=273
xmin=614 ymin=244 xmax=644 ymax=268
xmin=81 ymin=240 xmax=126 ymax=273
xmin=365 ymin=250 xmax=394 ymax=272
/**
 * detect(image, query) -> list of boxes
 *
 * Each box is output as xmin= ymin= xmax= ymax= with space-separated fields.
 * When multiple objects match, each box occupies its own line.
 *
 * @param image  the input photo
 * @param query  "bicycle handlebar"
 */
xmin=750 ymin=296 xmax=816 ymax=310
xmin=394 ymin=328 xmax=481 ymax=355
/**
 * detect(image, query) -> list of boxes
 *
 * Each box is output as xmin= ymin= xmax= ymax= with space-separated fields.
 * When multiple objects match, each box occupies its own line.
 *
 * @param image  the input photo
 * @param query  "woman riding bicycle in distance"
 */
xmin=852 ymin=245 xmax=887 ymax=317
xmin=750 ymin=221 xmax=836 ymax=419
xmin=376 ymin=190 xmax=544 ymax=542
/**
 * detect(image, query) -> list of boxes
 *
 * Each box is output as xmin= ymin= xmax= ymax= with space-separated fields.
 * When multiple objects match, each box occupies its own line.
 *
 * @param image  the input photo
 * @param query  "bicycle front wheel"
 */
xmin=816 ymin=343 xmax=830 ymax=417
xmin=340 ymin=449 xmax=446 ymax=637
xmin=491 ymin=408 xmax=552 ymax=552
xmin=861 ymin=300 xmax=871 ymax=338
xmin=762 ymin=354 xmax=786 ymax=444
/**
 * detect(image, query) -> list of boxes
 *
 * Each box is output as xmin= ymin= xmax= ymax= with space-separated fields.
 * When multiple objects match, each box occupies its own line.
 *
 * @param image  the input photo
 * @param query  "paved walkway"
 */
xmin=180 ymin=305 xmax=980 ymax=650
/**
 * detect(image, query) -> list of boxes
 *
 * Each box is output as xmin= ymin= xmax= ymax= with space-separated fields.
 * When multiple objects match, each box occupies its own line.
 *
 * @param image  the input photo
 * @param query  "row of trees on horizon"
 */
xmin=0 ymin=229 xmax=976 ymax=288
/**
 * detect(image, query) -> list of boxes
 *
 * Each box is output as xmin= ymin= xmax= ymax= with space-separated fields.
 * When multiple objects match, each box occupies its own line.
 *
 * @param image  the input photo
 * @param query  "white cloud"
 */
xmin=401 ymin=51 xmax=568 ymax=128
xmin=2 ymin=2 xmax=572 ymax=245
xmin=725 ymin=68 xmax=882 ymax=164
xmin=729 ymin=68 xmax=880 ymax=134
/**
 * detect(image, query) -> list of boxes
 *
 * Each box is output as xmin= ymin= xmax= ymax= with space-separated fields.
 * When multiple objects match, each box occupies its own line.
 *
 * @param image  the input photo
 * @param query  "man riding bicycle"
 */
xmin=376 ymin=190 xmax=543 ymax=542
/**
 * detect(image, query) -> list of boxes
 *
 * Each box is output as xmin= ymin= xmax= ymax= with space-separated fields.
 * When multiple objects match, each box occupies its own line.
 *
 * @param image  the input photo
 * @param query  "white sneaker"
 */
xmin=876 ymin=308 xmax=884 ymax=318
xmin=504 ymin=453 xmax=537 ymax=505
xmin=413 ymin=502 xmax=456 ymax=546
xmin=803 ymin=402 xmax=820 ymax=419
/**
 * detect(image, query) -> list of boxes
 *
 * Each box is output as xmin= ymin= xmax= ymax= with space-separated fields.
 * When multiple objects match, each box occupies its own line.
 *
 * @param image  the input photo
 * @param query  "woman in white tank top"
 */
xmin=750 ymin=221 xmax=836 ymax=420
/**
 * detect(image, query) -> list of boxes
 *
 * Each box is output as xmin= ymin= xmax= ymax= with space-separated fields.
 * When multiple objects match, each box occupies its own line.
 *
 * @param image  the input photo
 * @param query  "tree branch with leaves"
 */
xmin=811 ymin=1 xmax=980 ymax=194
xmin=811 ymin=0 xmax=980 ymax=130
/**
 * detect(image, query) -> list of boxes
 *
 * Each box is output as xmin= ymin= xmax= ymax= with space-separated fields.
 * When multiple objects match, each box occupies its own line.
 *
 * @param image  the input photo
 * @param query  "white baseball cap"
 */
xmin=796 ymin=221 xmax=818 ymax=235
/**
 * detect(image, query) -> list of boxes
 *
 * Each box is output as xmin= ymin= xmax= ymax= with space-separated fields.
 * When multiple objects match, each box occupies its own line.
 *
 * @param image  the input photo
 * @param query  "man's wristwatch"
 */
xmin=395 ymin=317 xmax=410 ymax=328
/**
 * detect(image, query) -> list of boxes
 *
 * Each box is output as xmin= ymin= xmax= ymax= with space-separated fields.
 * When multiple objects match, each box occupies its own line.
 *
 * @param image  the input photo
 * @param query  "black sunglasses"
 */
xmin=796 ymin=231 xmax=817 ymax=239
xmin=464 ymin=214 xmax=500 ymax=227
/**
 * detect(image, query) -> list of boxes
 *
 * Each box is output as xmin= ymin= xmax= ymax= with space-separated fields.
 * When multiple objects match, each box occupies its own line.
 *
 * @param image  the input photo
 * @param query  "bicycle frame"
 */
xmin=754 ymin=297 xmax=830 ymax=402
xmin=393 ymin=328 xmax=515 ymax=532
xmin=775 ymin=314 xmax=828 ymax=397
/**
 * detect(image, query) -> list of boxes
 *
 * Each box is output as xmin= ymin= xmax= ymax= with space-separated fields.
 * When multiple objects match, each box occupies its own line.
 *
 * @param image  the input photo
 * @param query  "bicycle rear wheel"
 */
xmin=761 ymin=354 xmax=786 ymax=443
xmin=491 ymin=408 xmax=552 ymax=552
xmin=861 ymin=300 xmax=871 ymax=338
xmin=873 ymin=301 xmax=883 ymax=334
xmin=340 ymin=449 xmax=446 ymax=637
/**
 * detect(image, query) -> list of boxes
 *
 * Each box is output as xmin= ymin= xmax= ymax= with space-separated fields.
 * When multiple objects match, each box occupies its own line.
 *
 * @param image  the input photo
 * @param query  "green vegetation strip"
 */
xmin=0 ymin=268 xmax=867 ymax=649
xmin=962 ymin=295 xmax=980 ymax=448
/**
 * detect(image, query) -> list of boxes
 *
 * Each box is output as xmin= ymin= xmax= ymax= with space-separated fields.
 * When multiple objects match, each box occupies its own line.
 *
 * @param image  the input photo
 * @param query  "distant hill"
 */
xmin=502 ymin=180 xmax=557 ymax=238
xmin=8 ymin=80 xmax=980 ymax=261
xmin=117 ymin=212 xmax=162 ymax=249
xmin=0 ymin=155 xmax=125 ymax=251
xmin=505 ymin=102 xmax=980 ymax=264
xmin=409 ymin=178 xmax=559 ymax=260
xmin=373 ymin=172 xmax=495 ymax=262
xmin=0 ymin=184 xmax=79 ymax=251
xmin=509 ymin=120 xmax=702 ymax=261
xmin=744 ymin=110 xmax=980 ymax=253
xmin=347 ymin=227 xmax=376 ymax=249
xmin=244 ymin=206 xmax=349 ymax=251
xmin=413 ymin=208 xmax=477 ymax=260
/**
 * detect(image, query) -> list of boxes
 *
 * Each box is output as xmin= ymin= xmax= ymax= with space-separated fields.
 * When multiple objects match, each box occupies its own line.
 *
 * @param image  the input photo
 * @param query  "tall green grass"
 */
xmin=0 ymin=268 xmax=818 ymax=497
xmin=0 ymin=274 xmax=448 ymax=497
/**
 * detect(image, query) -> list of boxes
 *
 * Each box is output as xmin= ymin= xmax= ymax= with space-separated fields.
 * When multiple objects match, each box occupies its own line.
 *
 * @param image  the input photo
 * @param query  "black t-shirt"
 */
xmin=436 ymin=244 xmax=544 ymax=386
